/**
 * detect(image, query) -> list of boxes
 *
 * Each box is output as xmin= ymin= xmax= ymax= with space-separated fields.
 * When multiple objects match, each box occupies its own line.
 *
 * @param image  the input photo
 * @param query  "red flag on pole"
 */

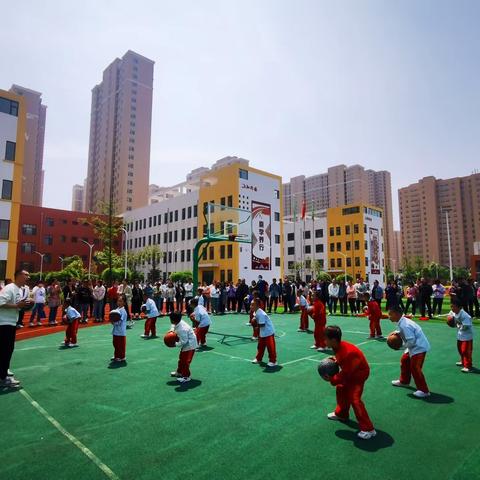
xmin=301 ymin=199 xmax=306 ymax=220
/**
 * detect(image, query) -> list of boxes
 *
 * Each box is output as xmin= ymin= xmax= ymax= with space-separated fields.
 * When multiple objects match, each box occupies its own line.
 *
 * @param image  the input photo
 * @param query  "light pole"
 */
xmin=59 ymin=256 xmax=65 ymax=270
xmin=81 ymin=239 xmax=95 ymax=280
xmin=338 ymin=251 xmax=348 ymax=283
xmin=121 ymin=227 xmax=128 ymax=281
xmin=445 ymin=210 xmax=453 ymax=283
xmin=34 ymin=251 xmax=45 ymax=281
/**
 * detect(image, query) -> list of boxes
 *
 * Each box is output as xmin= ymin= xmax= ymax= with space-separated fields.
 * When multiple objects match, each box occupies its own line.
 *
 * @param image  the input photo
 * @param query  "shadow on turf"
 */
xmin=108 ymin=361 xmax=128 ymax=369
xmin=407 ymin=392 xmax=454 ymax=404
xmin=166 ymin=379 xmax=202 ymax=391
xmin=335 ymin=428 xmax=394 ymax=451
xmin=0 ymin=386 xmax=22 ymax=396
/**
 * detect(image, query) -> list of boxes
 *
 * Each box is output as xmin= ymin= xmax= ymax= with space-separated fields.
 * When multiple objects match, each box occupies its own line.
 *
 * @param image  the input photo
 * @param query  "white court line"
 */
xmin=19 ymin=389 xmax=119 ymax=480
xmin=280 ymin=355 xmax=319 ymax=366
xmin=204 ymin=350 xmax=252 ymax=362
xmin=343 ymin=330 xmax=371 ymax=335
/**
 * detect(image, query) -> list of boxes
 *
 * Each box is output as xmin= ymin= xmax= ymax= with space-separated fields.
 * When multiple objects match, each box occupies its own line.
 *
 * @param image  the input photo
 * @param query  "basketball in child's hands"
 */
xmin=317 ymin=358 xmax=339 ymax=380
xmin=189 ymin=313 xmax=195 ymax=321
xmin=109 ymin=311 xmax=121 ymax=324
xmin=164 ymin=331 xmax=179 ymax=348
xmin=387 ymin=332 xmax=403 ymax=350
xmin=446 ymin=316 xmax=456 ymax=328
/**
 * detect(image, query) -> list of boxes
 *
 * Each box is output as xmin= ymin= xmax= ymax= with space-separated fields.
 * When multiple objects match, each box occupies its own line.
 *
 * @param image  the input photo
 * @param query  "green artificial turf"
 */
xmin=1 ymin=313 xmax=479 ymax=480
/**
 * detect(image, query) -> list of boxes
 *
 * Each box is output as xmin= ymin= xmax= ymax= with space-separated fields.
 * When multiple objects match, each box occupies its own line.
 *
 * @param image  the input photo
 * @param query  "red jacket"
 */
xmin=367 ymin=300 xmax=382 ymax=321
xmin=330 ymin=341 xmax=370 ymax=386
xmin=310 ymin=299 xmax=326 ymax=325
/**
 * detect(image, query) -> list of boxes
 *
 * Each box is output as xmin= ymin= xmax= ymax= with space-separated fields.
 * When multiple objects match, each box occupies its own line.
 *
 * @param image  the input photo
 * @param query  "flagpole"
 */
xmin=311 ymin=203 xmax=315 ymax=279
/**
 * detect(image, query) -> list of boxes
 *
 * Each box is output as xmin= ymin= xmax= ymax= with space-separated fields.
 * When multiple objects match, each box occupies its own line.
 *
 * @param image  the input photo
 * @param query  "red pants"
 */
xmin=457 ymin=340 xmax=473 ymax=369
xmin=369 ymin=317 xmax=382 ymax=337
xmin=256 ymin=334 xmax=277 ymax=363
xmin=400 ymin=352 xmax=429 ymax=393
xmin=65 ymin=320 xmax=78 ymax=344
xmin=299 ymin=307 xmax=309 ymax=330
xmin=195 ymin=325 xmax=209 ymax=345
xmin=144 ymin=317 xmax=157 ymax=336
xmin=113 ymin=335 xmax=126 ymax=359
xmin=177 ymin=349 xmax=195 ymax=377
xmin=314 ymin=321 xmax=326 ymax=348
xmin=335 ymin=379 xmax=374 ymax=432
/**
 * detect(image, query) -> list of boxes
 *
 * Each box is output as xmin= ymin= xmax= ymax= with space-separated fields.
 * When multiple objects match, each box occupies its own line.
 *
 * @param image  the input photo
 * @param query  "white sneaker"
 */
xmin=297 ymin=328 xmax=306 ymax=332
xmin=456 ymin=361 xmax=463 ymax=366
xmin=461 ymin=367 xmax=472 ymax=373
xmin=327 ymin=412 xmax=347 ymax=421
xmin=177 ymin=377 xmax=191 ymax=383
xmin=29 ymin=322 xmax=34 ymax=327
xmin=251 ymin=336 xmax=258 ymax=341
xmin=7 ymin=369 xmax=14 ymax=377
xmin=357 ymin=430 xmax=377 ymax=440
xmin=317 ymin=347 xmax=327 ymax=352
xmin=413 ymin=390 xmax=430 ymax=398
xmin=267 ymin=362 xmax=278 ymax=367
xmin=251 ymin=359 xmax=259 ymax=364
xmin=310 ymin=345 xmax=317 ymax=349
xmin=1 ymin=376 xmax=20 ymax=388
xmin=170 ymin=371 xmax=180 ymax=377
xmin=68 ymin=343 xmax=78 ymax=348
xmin=391 ymin=380 xmax=409 ymax=387
xmin=245 ymin=322 xmax=251 ymax=326
xmin=375 ymin=335 xmax=384 ymax=339
xmin=140 ymin=334 xmax=149 ymax=338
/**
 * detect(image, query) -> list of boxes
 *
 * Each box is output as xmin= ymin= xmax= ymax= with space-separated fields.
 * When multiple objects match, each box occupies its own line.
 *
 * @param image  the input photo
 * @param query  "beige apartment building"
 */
xmin=399 ymin=174 xmax=480 ymax=268
xmin=9 ymin=85 xmax=46 ymax=206
xmin=85 ymin=50 xmax=154 ymax=214
xmin=71 ymin=184 xmax=84 ymax=212
xmin=283 ymin=164 xmax=394 ymax=266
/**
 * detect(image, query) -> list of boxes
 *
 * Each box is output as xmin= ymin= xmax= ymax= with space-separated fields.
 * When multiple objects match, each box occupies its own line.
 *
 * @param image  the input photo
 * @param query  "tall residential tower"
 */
xmin=85 ymin=50 xmax=154 ymax=214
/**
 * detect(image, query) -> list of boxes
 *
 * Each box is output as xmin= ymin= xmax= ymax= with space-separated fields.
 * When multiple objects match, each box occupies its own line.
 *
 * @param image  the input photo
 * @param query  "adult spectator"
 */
xmin=346 ymin=280 xmax=357 ymax=315
xmin=76 ymin=279 xmax=93 ymax=324
xmin=0 ymin=269 xmax=32 ymax=388
xmin=184 ymin=278 xmax=194 ymax=308
xmin=30 ymin=280 xmax=46 ymax=327
xmin=404 ymin=282 xmax=418 ymax=316
xmin=107 ymin=281 xmax=119 ymax=313
xmin=117 ymin=279 xmax=132 ymax=320
xmin=432 ymin=279 xmax=446 ymax=316
xmin=236 ymin=279 xmax=249 ymax=314
xmin=385 ymin=281 xmax=399 ymax=311
xmin=328 ymin=279 xmax=339 ymax=314
xmin=459 ymin=279 xmax=475 ymax=317
xmin=226 ymin=282 xmax=237 ymax=312
xmin=47 ymin=278 xmax=62 ymax=325
xmin=268 ymin=278 xmax=280 ymax=314
xmin=354 ymin=278 xmax=367 ymax=312
xmin=371 ymin=280 xmax=383 ymax=308
xmin=93 ymin=280 xmax=106 ymax=323
xmin=175 ymin=282 xmax=185 ymax=312
xmin=282 ymin=279 xmax=293 ymax=314
xmin=418 ymin=277 xmax=433 ymax=319
xmin=16 ymin=281 xmax=30 ymax=329
xmin=131 ymin=281 xmax=144 ymax=319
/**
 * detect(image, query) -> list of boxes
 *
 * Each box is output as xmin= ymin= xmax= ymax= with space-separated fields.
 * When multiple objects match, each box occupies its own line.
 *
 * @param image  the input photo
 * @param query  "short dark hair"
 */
xmin=169 ymin=311 xmax=182 ymax=323
xmin=14 ymin=269 xmax=27 ymax=278
xmin=190 ymin=298 xmax=199 ymax=307
xmin=325 ymin=325 xmax=342 ymax=342
xmin=451 ymin=299 xmax=462 ymax=308
xmin=388 ymin=305 xmax=403 ymax=315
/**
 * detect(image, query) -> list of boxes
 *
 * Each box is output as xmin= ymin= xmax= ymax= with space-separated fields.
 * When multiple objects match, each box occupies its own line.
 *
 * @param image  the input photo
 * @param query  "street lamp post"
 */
xmin=121 ymin=227 xmax=128 ymax=281
xmin=338 ymin=251 xmax=348 ymax=283
xmin=59 ymin=256 xmax=65 ymax=271
xmin=34 ymin=251 xmax=45 ymax=281
xmin=81 ymin=240 xmax=95 ymax=280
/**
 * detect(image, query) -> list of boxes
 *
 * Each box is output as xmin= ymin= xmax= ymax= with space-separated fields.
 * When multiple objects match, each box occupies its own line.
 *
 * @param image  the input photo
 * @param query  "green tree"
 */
xmin=316 ymin=271 xmax=331 ymax=282
xmin=136 ymin=245 xmax=163 ymax=283
xmin=170 ymin=271 xmax=193 ymax=283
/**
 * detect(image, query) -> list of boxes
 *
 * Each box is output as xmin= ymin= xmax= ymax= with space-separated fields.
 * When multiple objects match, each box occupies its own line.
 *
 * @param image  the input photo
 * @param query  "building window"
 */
xmin=174 ymin=210 xmax=178 ymax=222
xmin=315 ymin=229 xmax=323 ymax=238
xmin=0 ymin=219 xmax=10 ymax=240
xmin=304 ymin=231 xmax=311 ymax=240
xmin=329 ymin=243 xmax=334 ymax=252
xmin=275 ymin=257 xmax=281 ymax=267
xmin=45 ymin=217 xmax=54 ymax=227
xmin=21 ymin=242 xmax=35 ymax=254
xmin=44 ymin=235 xmax=53 ymax=246
xmin=355 ymin=257 xmax=361 ymax=267
xmin=288 ymin=261 xmax=294 ymax=269
xmin=227 ymin=244 xmax=233 ymax=258
xmin=193 ymin=226 xmax=197 ymax=239
xmin=287 ymin=232 xmax=294 ymax=241
xmin=330 ymin=259 xmax=335 ymax=268
xmin=288 ymin=246 xmax=295 ymax=255
xmin=187 ymin=206 xmax=192 ymax=219
xmin=354 ymin=224 xmax=359 ymax=234
xmin=193 ymin=205 xmax=198 ymax=217
xmin=187 ymin=228 xmax=191 ymax=240
xmin=274 ymin=189 xmax=280 ymax=199
xmin=336 ymin=242 xmax=341 ymax=251
xmin=44 ymin=254 xmax=52 ymax=264
xmin=275 ymin=234 xmax=280 ymax=244
xmin=354 ymin=240 xmax=360 ymax=250
xmin=220 ymin=197 xmax=225 ymax=206
xmin=182 ymin=208 xmax=186 ymax=220
xmin=0 ymin=97 xmax=19 ymax=116
xmin=315 ymin=244 xmax=323 ymax=253
xmin=345 ymin=225 xmax=351 ymax=235
xmin=329 ymin=227 xmax=334 ymax=237
xmin=227 ymin=195 xmax=233 ymax=207
xmin=209 ymin=246 xmax=214 ymax=260
xmin=239 ymin=169 xmax=248 ymax=180
xmin=347 ymin=257 xmax=352 ymax=267
xmin=181 ymin=229 xmax=185 ymax=241
xmin=174 ymin=230 xmax=178 ymax=242
xmin=22 ymin=224 xmax=37 ymax=235
xmin=336 ymin=226 xmax=341 ymax=236
xmin=346 ymin=241 xmax=351 ymax=251
xmin=187 ymin=249 xmax=191 ymax=262
xmin=305 ymin=245 xmax=311 ymax=254
xmin=1 ymin=180 xmax=12 ymax=200
xmin=220 ymin=245 xmax=225 ymax=259
xmin=5 ymin=141 xmax=16 ymax=161
xmin=227 ymin=269 xmax=233 ymax=282
xmin=274 ymin=212 xmax=280 ymax=221
xmin=337 ymin=258 xmax=342 ymax=268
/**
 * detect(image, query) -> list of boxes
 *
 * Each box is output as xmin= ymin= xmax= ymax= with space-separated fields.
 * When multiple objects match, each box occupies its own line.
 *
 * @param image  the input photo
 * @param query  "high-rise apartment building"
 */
xmin=0 ymin=89 xmax=26 ymax=280
xmin=283 ymin=164 xmax=394 ymax=266
xmin=71 ymin=184 xmax=85 ymax=212
xmin=399 ymin=174 xmax=480 ymax=268
xmin=9 ymin=85 xmax=46 ymax=206
xmin=85 ymin=50 xmax=154 ymax=214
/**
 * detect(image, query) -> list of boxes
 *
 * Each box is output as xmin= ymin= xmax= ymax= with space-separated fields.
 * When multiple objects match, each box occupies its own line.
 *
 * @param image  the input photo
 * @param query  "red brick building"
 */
xmin=17 ymin=205 xmax=121 ymax=273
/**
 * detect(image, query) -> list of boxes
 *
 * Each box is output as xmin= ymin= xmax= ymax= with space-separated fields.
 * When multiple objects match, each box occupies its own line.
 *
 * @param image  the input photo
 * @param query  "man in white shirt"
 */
xmin=93 ymin=280 xmax=106 ymax=323
xmin=328 ymin=280 xmax=340 ymax=315
xmin=388 ymin=306 xmax=430 ymax=398
xmin=0 ymin=269 xmax=32 ymax=387
xmin=170 ymin=311 xmax=198 ymax=383
xmin=30 ymin=281 xmax=46 ymax=327
xmin=184 ymin=279 xmax=194 ymax=303
xmin=251 ymin=300 xmax=277 ymax=367
xmin=16 ymin=283 xmax=30 ymax=328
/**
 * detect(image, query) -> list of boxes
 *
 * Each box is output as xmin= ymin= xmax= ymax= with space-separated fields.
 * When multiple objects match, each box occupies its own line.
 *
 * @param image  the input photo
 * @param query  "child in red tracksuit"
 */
xmin=62 ymin=299 xmax=81 ymax=348
xmin=308 ymin=291 xmax=327 ymax=351
xmin=169 ymin=311 xmax=198 ymax=384
xmin=298 ymin=289 xmax=309 ymax=332
xmin=364 ymin=293 xmax=383 ymax=338
xmin=322 ymin=325 xmax=376 ymax=440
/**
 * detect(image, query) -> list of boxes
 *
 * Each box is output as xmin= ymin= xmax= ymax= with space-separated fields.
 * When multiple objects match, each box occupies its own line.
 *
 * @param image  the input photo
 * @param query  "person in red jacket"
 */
xmin=321 ymin=325 xmax=377 ymax=440
xmin=308 ymin=291 xmax=327 ymax=351
xmin=364 ymin=293 xmax=383 ymax=339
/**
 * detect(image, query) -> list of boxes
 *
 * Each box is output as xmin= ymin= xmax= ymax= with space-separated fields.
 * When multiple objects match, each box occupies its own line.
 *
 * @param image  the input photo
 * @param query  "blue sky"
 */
xmin=1 ymin=0 xmax=479 ymax=227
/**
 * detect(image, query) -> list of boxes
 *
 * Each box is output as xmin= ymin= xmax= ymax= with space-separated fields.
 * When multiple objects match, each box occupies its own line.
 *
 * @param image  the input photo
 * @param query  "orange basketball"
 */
xmin=446 ymin=316 xmax=456 ymax=328
xmin=164 ymin=331 xmax=179 ymax=348
xmin=387 ymin=332 xmax=403 ymax=350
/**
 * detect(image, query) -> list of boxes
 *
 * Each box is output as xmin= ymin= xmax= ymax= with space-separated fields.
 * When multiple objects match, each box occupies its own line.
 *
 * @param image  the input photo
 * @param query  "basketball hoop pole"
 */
xmin=192 ymin=237 xmax=224 ymax=291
